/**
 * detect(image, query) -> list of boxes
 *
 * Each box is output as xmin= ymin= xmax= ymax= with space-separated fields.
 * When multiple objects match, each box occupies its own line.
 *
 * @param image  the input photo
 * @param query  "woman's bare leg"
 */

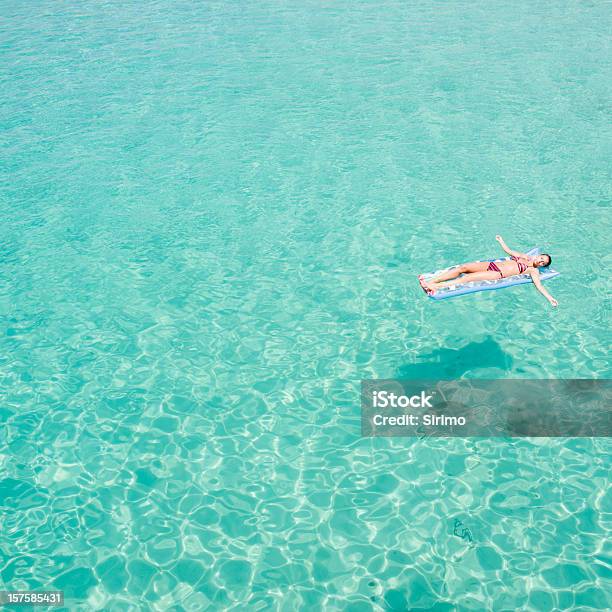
xmin=430 ymin=261 xmax=490 ymax=283
xmin=431 ymin=270 xmax=500 ymax=292
xmin=420 ymin=261 xmax=491 ymax=294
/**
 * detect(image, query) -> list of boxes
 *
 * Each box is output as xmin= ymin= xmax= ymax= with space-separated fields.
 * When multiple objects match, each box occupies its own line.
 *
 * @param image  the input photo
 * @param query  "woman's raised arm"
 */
xmin=495 ymin=235 xmax=527 ymax=258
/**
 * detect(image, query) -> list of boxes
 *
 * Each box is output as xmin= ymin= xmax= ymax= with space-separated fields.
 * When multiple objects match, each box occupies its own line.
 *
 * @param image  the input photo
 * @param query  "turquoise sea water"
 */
xmin=1 ymin=0 xmax=611 ymax=609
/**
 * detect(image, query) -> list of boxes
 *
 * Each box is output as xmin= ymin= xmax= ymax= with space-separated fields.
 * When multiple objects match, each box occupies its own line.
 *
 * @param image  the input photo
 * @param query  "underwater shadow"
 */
xmin=397 ymin=336 xmax=513 ymax=379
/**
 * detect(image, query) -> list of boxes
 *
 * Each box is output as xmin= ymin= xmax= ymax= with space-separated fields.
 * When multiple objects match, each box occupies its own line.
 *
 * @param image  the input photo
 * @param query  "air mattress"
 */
xmin=419 ymin=247 xmax=560 ymax=301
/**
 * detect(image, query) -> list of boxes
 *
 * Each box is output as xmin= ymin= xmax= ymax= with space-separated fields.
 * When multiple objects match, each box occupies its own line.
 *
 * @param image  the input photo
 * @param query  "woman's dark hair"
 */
xmin=542 ymin=253 xmax=552 ymax=267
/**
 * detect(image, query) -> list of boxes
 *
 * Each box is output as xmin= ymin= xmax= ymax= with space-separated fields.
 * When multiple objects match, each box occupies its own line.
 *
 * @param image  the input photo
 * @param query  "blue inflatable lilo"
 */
xmin=419 ymin=238 xmax=560 ymax=306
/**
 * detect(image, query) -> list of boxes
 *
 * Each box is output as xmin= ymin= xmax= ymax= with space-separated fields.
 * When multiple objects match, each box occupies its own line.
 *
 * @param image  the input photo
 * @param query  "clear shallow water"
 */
xmin=1 ymin=0 xmax=610 ymax=609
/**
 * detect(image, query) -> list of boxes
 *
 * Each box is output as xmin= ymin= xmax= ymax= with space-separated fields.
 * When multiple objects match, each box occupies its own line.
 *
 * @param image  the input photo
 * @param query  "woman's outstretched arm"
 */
xmin=495 ymin=235 xmax=527 ymax=258
xmin=529 ymin=268 xmax=558 ymax=307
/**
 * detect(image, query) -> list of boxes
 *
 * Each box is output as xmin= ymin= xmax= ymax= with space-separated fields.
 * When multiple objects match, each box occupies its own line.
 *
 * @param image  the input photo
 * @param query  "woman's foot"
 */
xmin=419 ymin=276 xmax=436 ymax=296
